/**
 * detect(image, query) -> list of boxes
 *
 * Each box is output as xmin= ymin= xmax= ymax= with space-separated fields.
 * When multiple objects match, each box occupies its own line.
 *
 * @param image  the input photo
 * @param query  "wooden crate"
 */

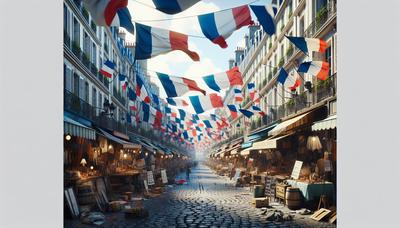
xmin=275 ymin=183 xmax=290 ymax=201
xmin=252 ymin=197 xmax=269 ymax=208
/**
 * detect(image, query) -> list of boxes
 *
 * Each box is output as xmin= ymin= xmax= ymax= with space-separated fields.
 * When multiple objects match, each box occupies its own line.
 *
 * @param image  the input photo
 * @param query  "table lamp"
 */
xmin=307 ymin=136 xmax=322 ymax=151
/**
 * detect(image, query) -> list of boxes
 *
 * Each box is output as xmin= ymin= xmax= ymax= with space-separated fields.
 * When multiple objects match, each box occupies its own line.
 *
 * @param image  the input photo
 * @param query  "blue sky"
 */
xmin=126 ymin=0 xmax=271 ymax=95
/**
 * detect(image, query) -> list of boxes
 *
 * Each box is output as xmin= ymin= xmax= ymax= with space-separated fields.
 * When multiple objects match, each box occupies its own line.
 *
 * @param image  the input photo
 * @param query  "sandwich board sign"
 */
xmin=147 ymin=171 xmax=155 ymax=186
xmin=291 ymin=160 xmax=303 ymax=179
xmin=161 ymin=169 xmax=168 ymax=184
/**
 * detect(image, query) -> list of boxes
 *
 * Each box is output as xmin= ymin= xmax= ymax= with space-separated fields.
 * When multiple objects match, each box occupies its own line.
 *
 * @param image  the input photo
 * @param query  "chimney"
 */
xmin=228 ymin=59 xmax=235 ymax=69
xmin=235 ymin=47 xmax=245 ymax=65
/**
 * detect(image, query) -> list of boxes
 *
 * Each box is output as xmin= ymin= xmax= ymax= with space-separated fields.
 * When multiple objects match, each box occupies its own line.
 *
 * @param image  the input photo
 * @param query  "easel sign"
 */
xmin=143 ymin=180 xmax=149 ymax=193
xmin=147 ymin=171 xmax=155 ymax=186
xmin=233 ymin=169 xmax=241 ymax=182
xmin=291 ymin=160 xmax=303 ymax=179
xmin=161 ymin=169 xmax=168 ymax=184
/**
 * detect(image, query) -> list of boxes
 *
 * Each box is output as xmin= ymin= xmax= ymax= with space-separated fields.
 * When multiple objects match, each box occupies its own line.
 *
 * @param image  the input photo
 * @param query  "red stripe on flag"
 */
xmin=209 ymin=93 xmax=223 ymax=108
xmin=226 ymin=67 xmax=243 ymax=86
xmin=100 ymin=69 xmax=113 ymax=78
xmin=319 ymin=39 xmax=328 ymax=52
xmin=170 ymin=31 xmax=200 ymax=61
xmin=104 ymin=0 xmax=128 ymax=26
xmin=182 ymin=78 xmax=206 ymax=95
xmin=232 ymin=5 xmax=253 ymax=29
xmin=317 ymin=62 xmax=330 ymax=80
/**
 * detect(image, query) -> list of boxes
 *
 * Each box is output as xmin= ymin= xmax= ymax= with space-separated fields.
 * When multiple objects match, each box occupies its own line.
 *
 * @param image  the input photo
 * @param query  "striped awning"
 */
xmin=312 ymin=115 xmax=337 ymax=131
xmin=97 ymin=128 xmax=141 ymax=149
xmin=64 ymin=116 xmax=96 ymax=140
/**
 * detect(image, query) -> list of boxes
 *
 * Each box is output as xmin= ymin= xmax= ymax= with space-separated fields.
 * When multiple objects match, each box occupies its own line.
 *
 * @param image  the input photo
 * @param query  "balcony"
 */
xmin=64 ymin=89 xmax=126 ymax=133
xmin=304 ymin=0 xmax=337 ymax=38
xmin=113 ymin=86 xmax=126 ymax=105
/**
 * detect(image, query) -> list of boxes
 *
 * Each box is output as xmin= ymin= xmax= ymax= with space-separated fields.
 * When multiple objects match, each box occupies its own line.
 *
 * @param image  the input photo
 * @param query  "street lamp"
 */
xmin=65 ymin=134 xmax=72 ymax=141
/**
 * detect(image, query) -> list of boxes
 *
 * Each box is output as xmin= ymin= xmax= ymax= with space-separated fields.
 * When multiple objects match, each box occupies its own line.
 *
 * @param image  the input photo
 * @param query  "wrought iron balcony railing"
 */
xmin=304 ymin=0 xmax=337 ymax=38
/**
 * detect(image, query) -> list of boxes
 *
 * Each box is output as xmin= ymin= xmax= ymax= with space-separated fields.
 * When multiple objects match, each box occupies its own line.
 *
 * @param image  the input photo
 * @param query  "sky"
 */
xmin=125 ymin=0 xmax=270 ymax=99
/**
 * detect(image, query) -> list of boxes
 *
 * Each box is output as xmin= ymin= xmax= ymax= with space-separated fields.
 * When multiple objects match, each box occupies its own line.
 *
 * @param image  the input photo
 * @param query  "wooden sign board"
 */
xmin=143 ymin=180 xmax=149 ymax=193
xmin=161 ymin=169 xmax=168 ymax=184
xmin=265 ymin=176 xmax=276 ymax=198
xmin=147 ymin=171 xmax=155 ymax=186
xmin=233 ymin=169 xmax=241 ymax=182
xmin=291 ymin=160 xmax=303 ymax=179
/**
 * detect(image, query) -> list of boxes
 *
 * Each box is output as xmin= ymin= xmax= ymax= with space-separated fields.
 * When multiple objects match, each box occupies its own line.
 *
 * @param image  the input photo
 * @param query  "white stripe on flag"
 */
xmin=151 ymin=27 xmax=171 ymax=55
xmin=214 ymin=10 xmax=236 ymax=39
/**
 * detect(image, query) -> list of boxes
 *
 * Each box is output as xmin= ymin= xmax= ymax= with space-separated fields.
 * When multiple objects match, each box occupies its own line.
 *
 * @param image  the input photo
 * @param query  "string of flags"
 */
xmin=82 ymin=1 xmax=333 ymax=147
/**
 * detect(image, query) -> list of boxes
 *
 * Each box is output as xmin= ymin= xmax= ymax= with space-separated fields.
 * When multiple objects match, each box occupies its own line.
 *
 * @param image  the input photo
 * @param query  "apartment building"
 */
xmin=223 ymin=0 xmax=337 ymax=141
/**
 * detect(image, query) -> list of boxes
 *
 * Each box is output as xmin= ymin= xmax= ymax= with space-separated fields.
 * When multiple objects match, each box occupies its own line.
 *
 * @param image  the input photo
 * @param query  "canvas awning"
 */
xmin=240 ymin=134 xmax=293 ymax=155
xmin=268 ymin=112 xmax=313 ymax=136
xmin=312 ymin=114 xmax=337 ymax=131
xmin=64 ymin=116 xmax=96 ymax=140
xmin=97 ymin=128 xmax=141 ymax=149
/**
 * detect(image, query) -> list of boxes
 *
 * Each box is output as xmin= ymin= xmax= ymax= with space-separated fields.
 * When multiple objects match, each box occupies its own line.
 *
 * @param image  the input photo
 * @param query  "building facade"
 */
xmin=221 ymin=0 xmax=337 ymax=142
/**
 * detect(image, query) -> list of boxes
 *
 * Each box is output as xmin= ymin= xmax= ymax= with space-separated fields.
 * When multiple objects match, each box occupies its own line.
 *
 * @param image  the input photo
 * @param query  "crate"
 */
xmin=275 ymin=183 xmax=290 ymax=201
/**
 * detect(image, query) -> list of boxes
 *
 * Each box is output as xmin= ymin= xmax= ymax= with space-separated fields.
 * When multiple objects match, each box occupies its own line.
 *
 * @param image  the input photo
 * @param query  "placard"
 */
xmin=143 ymin=180 xmax=149 ymax=193
xmin=147 ymin=171 xmax=155 ymax=186
xmin=265 ymin=176 xmax=276 ymax=198
xmin=324 ymin=160 xmax=332 ymax=172
xmin=233 ymin=169 xmax=241 ymax=182
xmin=291 ymin=160 xmax=303 ymax=179
xmin=161 ymin=169 xmax=168 ymax=184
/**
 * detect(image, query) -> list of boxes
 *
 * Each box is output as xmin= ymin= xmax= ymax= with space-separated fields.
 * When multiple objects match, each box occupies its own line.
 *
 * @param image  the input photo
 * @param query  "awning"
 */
xmin=240 ymin=134 xmax=293 ymax=155
xmin=268 ymin=112 xmax=312 ymax=136
xmin=246 ymin=122 xmax=278 ymax=142
xmin=312 ymin=114 xmax=337 ymax=131
xmin=64 ymin=116 xmax=96 ymax=140
xmin=97 ymin=128 xmax=141 ymax=149
xmin=230 ymin=149 xmax=239 ymax=155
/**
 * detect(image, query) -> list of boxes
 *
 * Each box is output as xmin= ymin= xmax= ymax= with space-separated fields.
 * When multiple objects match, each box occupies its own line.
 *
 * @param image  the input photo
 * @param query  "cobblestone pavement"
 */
xmin=65 ymin=164 xmax=336 ymax=227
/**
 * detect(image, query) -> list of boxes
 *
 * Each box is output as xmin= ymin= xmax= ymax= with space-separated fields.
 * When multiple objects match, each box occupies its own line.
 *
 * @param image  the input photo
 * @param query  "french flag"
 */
xmin=136 ymin=74 xmax=151 ymax=103
xmin=82 ymin=0 xmax=135 ymax=34
xmin=286 ymin=36 xmax=327 ymax=55
xmin=118 ymin=74 xmax=128 ymax=90
xmin=166 ymin=97 xmax=189 ymax=107
xmin=298 ymin=61 xmax=330 ymax=80
xmin=233 ymin=86 xmax=243 ymax=103
xmin=227 ymin=104 xmax=239 ymax=119
xmin=188 ymin=93 xmax=224 ymax=114
xmin=203 ymin=67 xmax=243 ymax=92
xmin=289 ymin=75 xmax=301 ymax=91
xmin=100 ymin=60 xmax=115 ymax=78
xmin=152 ymin=0 xmax=200 ymax=14
xmin=135 ymin=23 xmax=200 ymax=61
xmin=198 ymin=5 xmax=253 ymax=48
xmin=249 ymin=4 xmax=277 ymax=36
xmin=157 ymin=72 xmax=205 ymax=97
xmin=247 ymin=83 xmax=260 ymax=104
xmin=239 ymin=106 xmax=265 ymax=118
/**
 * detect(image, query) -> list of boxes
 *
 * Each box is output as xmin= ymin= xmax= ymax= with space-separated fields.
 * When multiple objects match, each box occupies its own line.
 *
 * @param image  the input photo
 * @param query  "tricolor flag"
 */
xmin=166 ymin=97 xmax=189 ymax=107
xmin=277 ymin=68 xmax=289 ymax=85
xmin=289 ymin=75 xmax=301 ymax=91
xmin=82 ymin=0 xmax=135 ymax=34
xmin=118 ymin=74 xmax=128 ymax=90
xmin=285 ymin=36 xmax=327 ymax=55
xmin=136 ymin=74 xmax=151 ymax=103
xmin=247 ymin=83 xmax=260 ymax=104
xmin=249 ymin=4 xmax=277 ymax=36
xmin=188 ymin=93 xmax=224 ymax=114
xmin=233 ymin=86 xmax=243 ymax=103
xmin=135 ymin=23 xmax=200 ymax=61
xmin=198 ymin=5 xmax=253 ymax=48
xmin=157 ymin=72 xmax=205 ymax=97
xmin=152 ymin=0 xmax=200 ymax=14
xmin=100 ymin=60 xmax=115 ymax=78
xmin=239 ymin=106 xmax=265 ymax=118
xmin=127 ymin=87 xmax=137 ymax=110
xmin=227 ymin=104 xmax=239 ymax=119
xmin=298 ymin=61 xmax=330 ymax=80
xmin=203 ymin=67 xmax=243 ymax=92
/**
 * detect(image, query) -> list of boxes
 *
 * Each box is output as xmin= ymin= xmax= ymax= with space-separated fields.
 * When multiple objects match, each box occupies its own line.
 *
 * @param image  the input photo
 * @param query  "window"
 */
xmin=73 ymin=73 xmax=79 ymax=96
xmin=64 ymin=64 xmax=73 ymax=92
xmin=299 ymin=17 xmax=304 ymax=36
xmin=64 ymin=4 xmax=69 ymax=34
xmin=83 ymin=32 xmax=90 ymax=57
xmin=325 ymin=45 xmax=332 ymax=76
xmin=98 ymin=93 xmax=103 ymax=109
xmin=85 ymin=82 xmax=89 ymax=102
xmin=92 ymin=43 xmax=97 ymax=65
xmin=316 ymin=0 xmax=328 ymax=13
xmin=92 ymin=87 xmax=97 ymax=108
xmin=73 ymin=18 xmax=80 ymax=45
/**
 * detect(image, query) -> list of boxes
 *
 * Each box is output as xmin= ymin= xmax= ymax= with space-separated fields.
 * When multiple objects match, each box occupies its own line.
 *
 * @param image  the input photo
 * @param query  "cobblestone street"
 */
xmin=66 ymin=164 xmax=336 ymax=227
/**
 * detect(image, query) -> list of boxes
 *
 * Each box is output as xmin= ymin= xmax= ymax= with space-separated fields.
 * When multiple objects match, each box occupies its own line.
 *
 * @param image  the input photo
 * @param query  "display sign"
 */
xmin=233 ymin=169 xmax=241 ymax=182
xmin=324 ymin=160 xmax=332 ymax=172
xmin=147 ymin=171 xmax=155 ymax=186
xmin=265 ymin=176 xmax=276 ymax=198
xmin=291 ymin=160 xmax=303 ymax=179
xmin=143 ymin=180 xmax=149 ymax=193
xmin=161 ymin=169 xmax=168 ymax=184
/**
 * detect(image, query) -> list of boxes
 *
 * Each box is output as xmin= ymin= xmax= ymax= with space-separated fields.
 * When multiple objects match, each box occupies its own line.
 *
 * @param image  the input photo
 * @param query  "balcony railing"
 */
xmin=113 ymin=86 xmax=126 ymax=105
xmin=64 ymin=89 xmax=126 ymax=133
xmin=304 ymin=0 xmax=337 ymax=38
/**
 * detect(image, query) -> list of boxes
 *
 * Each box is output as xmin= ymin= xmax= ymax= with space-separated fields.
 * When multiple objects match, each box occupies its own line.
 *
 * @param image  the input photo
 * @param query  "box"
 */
xmin=252 ymin=197 xmax=269 ymax=208
xmin=275 ymin=183 xmax=290 ymax=200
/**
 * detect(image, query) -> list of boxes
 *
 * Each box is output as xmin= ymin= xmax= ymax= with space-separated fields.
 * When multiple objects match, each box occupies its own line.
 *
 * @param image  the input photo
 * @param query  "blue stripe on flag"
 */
xmin=203 ymin=75 xmax=221 ymax=92
xmin=117 ymin=8 xmax=135 ymax=34
xmin=189 ymin=96 xmax=204 ymax=114
xmin=198 ymin=13 xmax=220 ymax=41
xmin=239 ymin=109 xmax=254 ymax=118
xmin=166 ymin=98 xmax=177 ymax=106
xmin=203 ymin=120 xmax=212 ymax=128
xmin=142 ymin=102 xmax=150 ymax=122
xmin=178 ymin=109 xmax=186 ymax=120
xmin=157 ymin=73 xmax=178 ymax=97
xmin=152 ymin=0 xmax=181 ymax=14
xmin=135 ymin=23 xmax=152 ymax=60
xmin=298 ymin=61 xmax=312 ymax=73
xmin=286 ymin=36 xmax=308 ymax=54
xmin=249 ymin=5 xmax=276 ymax=36
xmin=277 ymin=68 xmax=289 ymax=85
